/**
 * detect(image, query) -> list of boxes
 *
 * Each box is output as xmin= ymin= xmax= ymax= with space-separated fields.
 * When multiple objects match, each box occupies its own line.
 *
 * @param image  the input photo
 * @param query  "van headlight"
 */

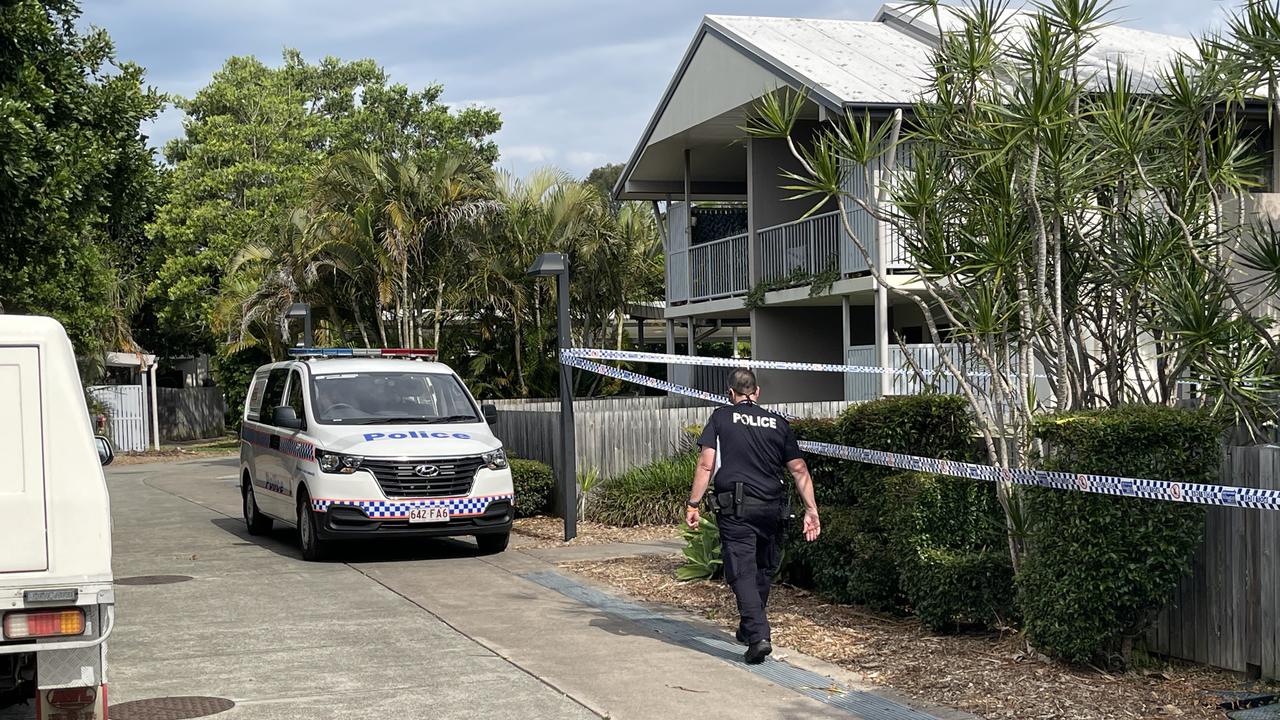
xmin=316 ymin=449 xmax=364 ymax=474
xmin=482 ymin=449 xmax=508 ymax=470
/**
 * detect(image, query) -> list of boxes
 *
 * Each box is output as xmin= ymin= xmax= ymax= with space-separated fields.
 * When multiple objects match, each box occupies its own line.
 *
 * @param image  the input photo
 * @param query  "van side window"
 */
xmin=259 ymin=368 xmax=289 ymax=426
xmin=246 ymin=371 xmax=270 ymax=421
xmin=285 ymin=370 xmax=306 ymax=426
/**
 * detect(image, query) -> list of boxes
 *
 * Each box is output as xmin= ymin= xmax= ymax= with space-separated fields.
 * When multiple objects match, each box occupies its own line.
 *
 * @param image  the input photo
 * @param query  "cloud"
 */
xmin=82 ymin=0 xmax=1223 ymax=179
xmin=502 ymin=144 xmax=557 ymax=164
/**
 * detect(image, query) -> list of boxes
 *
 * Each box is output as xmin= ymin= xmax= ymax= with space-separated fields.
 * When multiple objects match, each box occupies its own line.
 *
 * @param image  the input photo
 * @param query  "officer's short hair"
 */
xmin=728 ymin=368 xmax=757 ymax=396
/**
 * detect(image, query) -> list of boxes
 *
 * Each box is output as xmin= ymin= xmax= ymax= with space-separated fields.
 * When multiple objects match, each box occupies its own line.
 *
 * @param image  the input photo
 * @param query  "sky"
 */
xmin=82 ymin=0 xmax=1232 ymax=180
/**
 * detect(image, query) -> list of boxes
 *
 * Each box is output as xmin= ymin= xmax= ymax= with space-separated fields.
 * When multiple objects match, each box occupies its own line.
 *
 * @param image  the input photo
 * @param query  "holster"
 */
xmin=709 ymin=482 xmax=788 ymax=520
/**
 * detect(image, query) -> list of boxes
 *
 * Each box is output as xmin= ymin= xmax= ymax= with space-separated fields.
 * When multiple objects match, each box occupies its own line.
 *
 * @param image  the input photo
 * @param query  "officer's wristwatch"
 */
xmin=686 ymin=498 xmax=701 ymax=509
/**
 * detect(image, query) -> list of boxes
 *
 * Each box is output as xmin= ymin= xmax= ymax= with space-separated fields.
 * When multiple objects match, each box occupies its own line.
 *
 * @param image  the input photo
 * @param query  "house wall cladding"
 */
xmin=158 ymin=387 xmax=226 ymax=441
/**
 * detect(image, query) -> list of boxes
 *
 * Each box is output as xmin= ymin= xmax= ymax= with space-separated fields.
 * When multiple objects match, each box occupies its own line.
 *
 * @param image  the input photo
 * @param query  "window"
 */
xmin=284 ymin=370 xmax=307 ymax=428
xmin=309 ymin=372 xmax=480 ymax=425
xmin=245 ymin=371 xmax=270 ymax=421
xmin=259 ymin=368 xmax=289 ymax=426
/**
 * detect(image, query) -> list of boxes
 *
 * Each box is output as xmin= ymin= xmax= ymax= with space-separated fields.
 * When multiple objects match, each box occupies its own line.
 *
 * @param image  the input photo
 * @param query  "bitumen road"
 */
xmin=29 ymin=457 xmax=973 ymax=720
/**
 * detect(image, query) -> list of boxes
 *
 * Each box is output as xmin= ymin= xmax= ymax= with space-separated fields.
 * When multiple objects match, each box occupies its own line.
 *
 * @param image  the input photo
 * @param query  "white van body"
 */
xmin=238 ymin=354 xmax=514 ymax=560
xmin=0 ymin=316 xmax=113 ymax=718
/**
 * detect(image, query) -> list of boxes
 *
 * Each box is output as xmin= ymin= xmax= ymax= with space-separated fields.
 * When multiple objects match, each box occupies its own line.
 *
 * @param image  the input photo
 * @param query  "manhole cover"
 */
xmin=109 ymin=696 xmax=234 ymax=719
xmin=114 ymin=575 xmax=192 ymax=586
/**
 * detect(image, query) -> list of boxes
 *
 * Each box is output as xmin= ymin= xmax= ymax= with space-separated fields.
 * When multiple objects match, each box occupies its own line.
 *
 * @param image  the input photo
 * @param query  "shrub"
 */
xmin=677 ymin=514 xmax=722 ymax=581
xmin=1017 ymin=406 xmax=1219 ymax=666
xmin=898 ymin=546 xmax=1016 ymax=631
xmin=783 ymin=504 xmax=904 ymax=610
xmin=589 ymin=452 xmax=698 ymax=526
xmin=885 ymin=471 xmax=1015 ymax=630
xmin=784 ymin=396 xmax=978 ymax=611
xmin=510 ymin=459 xmax=554 ymax=518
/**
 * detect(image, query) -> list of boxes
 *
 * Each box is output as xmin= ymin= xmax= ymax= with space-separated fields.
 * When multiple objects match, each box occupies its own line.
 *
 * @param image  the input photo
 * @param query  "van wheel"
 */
xmin=243 ymin=481 xmax=273 ymax=535
xmin=297 ymin=491 xmax=330 ymax=562
xmin=476 ymin=532 xmax=510 ymax=555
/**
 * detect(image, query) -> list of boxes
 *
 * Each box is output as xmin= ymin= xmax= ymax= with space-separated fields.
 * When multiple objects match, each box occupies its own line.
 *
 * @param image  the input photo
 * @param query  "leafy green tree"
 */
xmin=0 ymin=0 xmax=162 ymax=360
xmin=148 ymin=50 xmax=501 ymax=356
xmin=584 ymin=162 xmax=625 ymax=212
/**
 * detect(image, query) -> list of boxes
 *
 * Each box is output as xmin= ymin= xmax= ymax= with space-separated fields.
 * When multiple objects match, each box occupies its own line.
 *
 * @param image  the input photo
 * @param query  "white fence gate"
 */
xmin=89 ymin=385 xmax=149 ymax=452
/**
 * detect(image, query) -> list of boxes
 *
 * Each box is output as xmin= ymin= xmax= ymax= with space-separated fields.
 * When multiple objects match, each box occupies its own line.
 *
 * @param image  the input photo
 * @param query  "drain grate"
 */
xmin=115 ymin=575 xmax=193 ymax=586
xmin=108 ymin=696 xmax=234 ymax=719
xmin=523 ymin=570 xmax=947 ymax=720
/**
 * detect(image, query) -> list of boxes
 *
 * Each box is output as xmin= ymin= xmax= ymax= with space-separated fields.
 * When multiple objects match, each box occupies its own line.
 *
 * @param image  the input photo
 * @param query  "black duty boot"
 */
xmin=744 ymin=639 xmax=772 ymax=664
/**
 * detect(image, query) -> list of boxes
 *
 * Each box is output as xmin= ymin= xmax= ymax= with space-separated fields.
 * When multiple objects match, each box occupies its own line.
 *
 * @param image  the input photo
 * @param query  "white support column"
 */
xmin=874 ymin=164 xmax=891 ymax=397
xmin=665 ymin=318 xmax=676 ymax=393
xmin=686 ymin=318 xmax=697 ymax=356
xmin=731 ymin=326 xmax=740 ymax=359
xmin=150 ymin=363 xmax=160 ymax=450
xmin=841 ymin=295 xmax=852 ymax=401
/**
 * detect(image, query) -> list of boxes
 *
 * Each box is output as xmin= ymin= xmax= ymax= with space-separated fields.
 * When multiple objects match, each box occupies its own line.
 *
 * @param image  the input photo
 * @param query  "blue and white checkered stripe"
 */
xmin=312 ymin=494 xmax=514 ymax=519
xmin=563 ymin=353 xmax=1280 ymax=511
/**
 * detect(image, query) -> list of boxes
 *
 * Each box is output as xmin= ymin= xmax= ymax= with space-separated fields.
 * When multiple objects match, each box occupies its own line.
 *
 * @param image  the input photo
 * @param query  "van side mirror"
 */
xmin=94 ymin=436 xmax=114 ymax=467
xmin=273 ymin=406 xmax=303 ymax=430
xmin=482 ymin=404 xmax=499 ymax=426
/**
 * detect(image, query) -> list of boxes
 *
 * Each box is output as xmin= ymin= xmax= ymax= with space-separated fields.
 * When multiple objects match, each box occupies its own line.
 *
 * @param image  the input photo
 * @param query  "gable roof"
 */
xmin=615 ymin=3 xmax=1197 ymax=200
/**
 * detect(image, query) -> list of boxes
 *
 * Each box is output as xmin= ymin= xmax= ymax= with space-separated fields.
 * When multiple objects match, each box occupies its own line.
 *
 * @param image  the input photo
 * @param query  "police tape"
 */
xmin=563 ymin=348 xmax=1204 ymax=387
xmin=561 ymin=351 xmax=1280 ymax=511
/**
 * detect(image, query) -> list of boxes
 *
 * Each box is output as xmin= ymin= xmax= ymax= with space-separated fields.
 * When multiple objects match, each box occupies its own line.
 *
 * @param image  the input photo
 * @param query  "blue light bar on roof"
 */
xmin=286 ymin=347 xmax=437 ymax=359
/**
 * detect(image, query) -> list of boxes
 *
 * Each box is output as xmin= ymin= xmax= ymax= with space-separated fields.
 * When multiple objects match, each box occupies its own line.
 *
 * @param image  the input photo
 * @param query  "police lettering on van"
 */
xmin=239 ymin=348 xmax=515 ymax=561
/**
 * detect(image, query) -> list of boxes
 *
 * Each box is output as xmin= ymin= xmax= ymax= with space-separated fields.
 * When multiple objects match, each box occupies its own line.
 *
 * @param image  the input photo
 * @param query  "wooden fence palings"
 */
xmin=1146 ymin=444 xmax=1280 ymax=679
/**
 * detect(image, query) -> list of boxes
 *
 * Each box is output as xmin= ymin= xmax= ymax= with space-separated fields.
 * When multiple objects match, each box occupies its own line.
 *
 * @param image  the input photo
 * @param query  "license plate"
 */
xmin=407 ymin=506 xmax=449 ymax=524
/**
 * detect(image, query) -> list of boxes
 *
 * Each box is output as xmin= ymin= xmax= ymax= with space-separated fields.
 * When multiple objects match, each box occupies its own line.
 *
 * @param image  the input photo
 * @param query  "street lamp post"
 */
xmin=526 ymin=252 xmax=577 ymax=541
xmin=286 ymin=302 xmax=313 ymax=347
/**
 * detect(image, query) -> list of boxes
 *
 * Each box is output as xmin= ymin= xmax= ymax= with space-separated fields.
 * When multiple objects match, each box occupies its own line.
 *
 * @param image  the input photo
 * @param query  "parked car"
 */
xmin=0 ymin=316 xmax=115 ymax=718
xmin=239 ymin=348 xmax=514 ymax=560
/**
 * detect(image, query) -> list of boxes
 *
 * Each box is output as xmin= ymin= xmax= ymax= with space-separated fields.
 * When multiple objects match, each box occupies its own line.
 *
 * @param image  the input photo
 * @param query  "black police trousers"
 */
xmin=717 ymin=502 xmax=783 ymax=645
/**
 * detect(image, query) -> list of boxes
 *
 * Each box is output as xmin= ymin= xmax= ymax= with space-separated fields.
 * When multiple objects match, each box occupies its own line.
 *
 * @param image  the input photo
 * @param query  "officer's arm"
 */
xmin=690 ymin=446 xmax=716 ymax=504
xmin=788 ymin=458 xmax=819 ymax=515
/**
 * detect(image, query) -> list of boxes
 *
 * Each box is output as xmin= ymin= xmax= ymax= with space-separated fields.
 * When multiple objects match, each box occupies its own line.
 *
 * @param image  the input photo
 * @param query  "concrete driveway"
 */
xmin=94 ymin=457 xmax=966 ymax=720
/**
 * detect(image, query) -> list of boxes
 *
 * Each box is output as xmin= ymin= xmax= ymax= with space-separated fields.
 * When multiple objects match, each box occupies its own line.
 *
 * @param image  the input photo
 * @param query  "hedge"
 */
xmin=782 ymin=396 xmax=985 ymax=613
xmin=1017 ymin=406 xmax=1219 ymax=665
xmin=589 ymin=452 xmax=697 ymax=527
xmin=886 ymin=471 xmax=1015 ymax=630
xmin=511 ymin=459 xmax=554 ymax=518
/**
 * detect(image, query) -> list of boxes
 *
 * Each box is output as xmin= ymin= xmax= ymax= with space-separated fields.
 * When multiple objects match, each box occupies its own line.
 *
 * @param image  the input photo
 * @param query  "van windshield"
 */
xmin=309 ymin=372 xmax=480 ymax=425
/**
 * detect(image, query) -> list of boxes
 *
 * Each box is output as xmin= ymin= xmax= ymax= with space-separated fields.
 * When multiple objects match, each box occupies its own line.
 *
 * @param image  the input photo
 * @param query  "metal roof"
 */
xmin=615 ymin=3 xmax=1198 ymax=200
xmin=704 ymin=15 xmax=936 ymax=106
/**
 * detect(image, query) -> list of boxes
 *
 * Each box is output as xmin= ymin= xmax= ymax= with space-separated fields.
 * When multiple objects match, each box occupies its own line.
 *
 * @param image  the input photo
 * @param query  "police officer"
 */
xmin=685 ymin=368 xmax=821 ymax=664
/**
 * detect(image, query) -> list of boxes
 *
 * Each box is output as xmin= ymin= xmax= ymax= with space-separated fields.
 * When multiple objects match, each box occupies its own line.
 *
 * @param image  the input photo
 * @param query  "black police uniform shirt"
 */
xmin=697 ymin=401 xmax=803 ymax=502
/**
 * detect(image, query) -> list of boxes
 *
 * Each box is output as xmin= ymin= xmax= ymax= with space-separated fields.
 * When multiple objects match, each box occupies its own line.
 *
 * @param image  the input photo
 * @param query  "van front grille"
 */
xmin=361 ymin=456 xmax=482 ymax=498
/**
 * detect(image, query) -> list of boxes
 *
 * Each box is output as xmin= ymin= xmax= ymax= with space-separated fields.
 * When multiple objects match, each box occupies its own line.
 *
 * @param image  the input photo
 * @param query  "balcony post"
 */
xmin=874 ymin=162 xmax=891 ymax=397
xmin=747 ymin=137 xmax=760 ymax=286
xmin=841 ymin=294 xmax=852 ymax=402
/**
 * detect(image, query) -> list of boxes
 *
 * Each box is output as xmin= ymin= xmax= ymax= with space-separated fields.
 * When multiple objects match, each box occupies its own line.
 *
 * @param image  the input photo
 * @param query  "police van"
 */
xmin=0 ymin=316 xmax=116 ymax=719
xmin=238 ymin=348 xmax=514 ymax=560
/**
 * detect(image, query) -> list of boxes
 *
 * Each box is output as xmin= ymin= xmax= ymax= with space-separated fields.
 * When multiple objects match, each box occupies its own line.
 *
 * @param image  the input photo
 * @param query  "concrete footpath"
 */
xmin=99 ymin=457 xmax=974 ymax=720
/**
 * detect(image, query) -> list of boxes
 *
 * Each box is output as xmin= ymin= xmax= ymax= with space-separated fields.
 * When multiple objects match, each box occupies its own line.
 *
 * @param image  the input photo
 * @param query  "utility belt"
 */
xmin=707 ymin=482 xmax=790 ymax=520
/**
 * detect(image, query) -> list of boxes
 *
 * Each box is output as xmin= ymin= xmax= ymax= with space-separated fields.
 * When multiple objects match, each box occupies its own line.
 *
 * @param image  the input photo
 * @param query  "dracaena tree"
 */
xmin=747 ymin=0 xmax=1280 ymax=567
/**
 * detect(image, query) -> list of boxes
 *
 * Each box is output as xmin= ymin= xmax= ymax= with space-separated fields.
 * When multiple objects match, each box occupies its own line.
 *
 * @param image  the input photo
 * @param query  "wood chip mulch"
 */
xmin=112 ymin=448 xmax=238 ymax=465
xmin=512 ymin=517 xmax=681 ymax=549
xmin=563 ymin=554 xmax=1274 ymax=720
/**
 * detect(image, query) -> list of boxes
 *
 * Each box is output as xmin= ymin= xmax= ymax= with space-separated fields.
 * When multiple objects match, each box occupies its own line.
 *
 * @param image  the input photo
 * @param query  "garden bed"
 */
xmin=563 ymin=553 xmax=1272 ymax=720
xmin=512 ymin=517 xmax=680 ymax=549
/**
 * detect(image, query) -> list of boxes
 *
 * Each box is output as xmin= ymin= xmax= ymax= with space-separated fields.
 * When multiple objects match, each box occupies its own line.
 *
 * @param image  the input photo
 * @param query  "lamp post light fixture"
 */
xmin=526 ymin=252 xmax=576 ymax=542
xmin=286 ymin=302 xmax=313 ymax=347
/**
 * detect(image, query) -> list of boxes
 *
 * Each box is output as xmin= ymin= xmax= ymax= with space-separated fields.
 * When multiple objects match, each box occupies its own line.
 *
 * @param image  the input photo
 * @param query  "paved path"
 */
xmin=97 ymin=457 xmax=973 ymax=720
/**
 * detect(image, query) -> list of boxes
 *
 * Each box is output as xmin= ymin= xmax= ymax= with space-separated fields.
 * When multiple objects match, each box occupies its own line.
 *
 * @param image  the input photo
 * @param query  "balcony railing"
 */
xmin=846 ymin=343 xmax=972 ymax=401
xmin=759 ymin=209 xmax=910 ymax=290
xmin=760 ymin=211 xmax=841 ymax=284
xmin=667 ymin=232 xmax=751 ymax=305
xmin=666 ymin=206 xmax=913 ymax=305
